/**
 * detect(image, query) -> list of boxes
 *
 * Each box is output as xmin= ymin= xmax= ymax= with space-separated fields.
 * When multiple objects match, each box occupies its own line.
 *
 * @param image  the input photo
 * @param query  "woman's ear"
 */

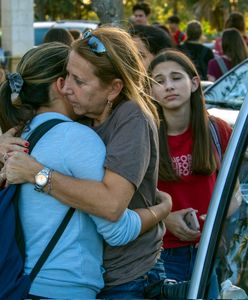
xmin=107 ymin=79 xmax=124 ymax=102
xmin=191 ymin=76 xmax=200 ymax=93
xmin=56 ymin=77 xmax=65 ymax=94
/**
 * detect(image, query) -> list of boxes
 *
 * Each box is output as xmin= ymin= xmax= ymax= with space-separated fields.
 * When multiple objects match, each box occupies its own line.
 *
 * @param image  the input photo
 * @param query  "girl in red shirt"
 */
xmin=149 ymin=49 xmax=232 ymax=281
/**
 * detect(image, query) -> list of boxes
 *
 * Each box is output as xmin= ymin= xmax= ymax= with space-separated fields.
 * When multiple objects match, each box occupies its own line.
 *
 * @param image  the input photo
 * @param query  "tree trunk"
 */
xmin=91 ymin=0 xmax=123 ymax=26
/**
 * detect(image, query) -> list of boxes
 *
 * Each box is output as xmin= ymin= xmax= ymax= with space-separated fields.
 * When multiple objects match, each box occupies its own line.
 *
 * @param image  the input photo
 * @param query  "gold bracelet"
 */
xmin=46 ymin=169 xmax=53 ymax=194
xmin=147 ymin=207 xmax=158 ymax=222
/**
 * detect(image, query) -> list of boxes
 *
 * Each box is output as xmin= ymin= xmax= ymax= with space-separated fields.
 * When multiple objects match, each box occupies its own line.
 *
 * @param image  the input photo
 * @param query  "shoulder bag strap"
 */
xmin=215 ymin=56 xmax=228 ymax=75
xmin=23 ymin=118 xmax=75 ymax=282
xmin=15 ymin=119 xmax=69 ymax=257
xmin=29 ymin=207 xmax=75 ymax=282
xmin=209 ymin=118 xmax=222 ymax=161
xmin=28 ymin=119 xmax=66 ymax=151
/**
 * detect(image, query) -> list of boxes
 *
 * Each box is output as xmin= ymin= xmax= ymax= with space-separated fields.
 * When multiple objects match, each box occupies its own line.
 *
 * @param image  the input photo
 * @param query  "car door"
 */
xmin=187 ymin=92 xmax=248 ymax=299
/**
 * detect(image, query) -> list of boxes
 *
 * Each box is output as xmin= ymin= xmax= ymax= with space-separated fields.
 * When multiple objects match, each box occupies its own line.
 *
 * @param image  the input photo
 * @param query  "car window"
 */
xmin=204 ymin=58 xmax=248 ymax=110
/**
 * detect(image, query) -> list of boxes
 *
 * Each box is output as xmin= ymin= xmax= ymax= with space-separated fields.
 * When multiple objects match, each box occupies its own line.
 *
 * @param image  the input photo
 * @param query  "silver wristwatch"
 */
xmin=34 ymin=167 xmax=52 ymax=192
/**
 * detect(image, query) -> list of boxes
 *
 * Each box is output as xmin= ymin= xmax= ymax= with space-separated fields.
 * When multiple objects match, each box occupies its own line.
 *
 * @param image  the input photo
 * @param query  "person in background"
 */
xmin=132 ymin=2 xmax=151 ymax=25
xmin=43 ymin=27 xmax=74 ymax=46
xmin=152 ymin=22 xmax=175 ymax=47
xmin=167 ymin=15 xmax=186 ymax=46
xmin=69 ymin=29 xmax=83 ymax=40
xmin=214 ymin=11 xmax=248 ymax=56
xmin=129 ymin=24 xmax=173 ymax=70
xmin=149 ymin=49 xmax=232 ymax=282
xmin=3 ymin=26 xmax=172 ymax=299
xmin=208 ymin=28 xmax=248 ymax=81
xmin=179 ymin=20 xmax=214 ymax=80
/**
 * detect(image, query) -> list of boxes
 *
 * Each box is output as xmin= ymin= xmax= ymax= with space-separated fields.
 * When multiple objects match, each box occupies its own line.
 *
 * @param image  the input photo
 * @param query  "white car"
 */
xmin=34 ymin=20 xmax=99 ymax=45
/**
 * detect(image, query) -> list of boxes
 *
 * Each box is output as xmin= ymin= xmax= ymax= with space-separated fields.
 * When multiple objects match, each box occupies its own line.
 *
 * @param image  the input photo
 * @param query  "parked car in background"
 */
xmin=204 ymin=58 xmax=248 ymax=127
xmin=187 ymin=91 xmax=248 ymax=299
xmin=34 ymin=20 xmax=99 ymax=45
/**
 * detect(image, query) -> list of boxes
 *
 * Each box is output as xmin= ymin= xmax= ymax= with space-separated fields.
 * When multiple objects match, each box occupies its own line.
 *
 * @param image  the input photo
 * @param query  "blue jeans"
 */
xmin=161 ymin=245 xmax=198 ymax=282
xmin=97 ymin=258 xmax=166 ymax=299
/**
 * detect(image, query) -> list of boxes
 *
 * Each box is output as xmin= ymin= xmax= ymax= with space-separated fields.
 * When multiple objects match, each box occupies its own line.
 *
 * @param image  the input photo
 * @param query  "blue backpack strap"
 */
xmin=209 ymin=118 xmax=222 ymax=162
xmin=215 ymin=56 xmax=228 ymax=75
xmin=15 ymin=118 xmax=68 ymax=257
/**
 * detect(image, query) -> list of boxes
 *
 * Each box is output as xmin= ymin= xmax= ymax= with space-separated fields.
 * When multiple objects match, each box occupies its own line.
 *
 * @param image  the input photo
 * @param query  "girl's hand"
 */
xmin=164 ymin=208 xmax=201 ymax=241
xmin=156 ymin=189 xmax=172 ymax=219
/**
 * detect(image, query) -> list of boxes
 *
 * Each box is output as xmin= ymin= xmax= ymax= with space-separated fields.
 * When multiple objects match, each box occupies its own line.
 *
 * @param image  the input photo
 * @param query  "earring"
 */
xmin=107 ymin=100 xmax=113 ymax=108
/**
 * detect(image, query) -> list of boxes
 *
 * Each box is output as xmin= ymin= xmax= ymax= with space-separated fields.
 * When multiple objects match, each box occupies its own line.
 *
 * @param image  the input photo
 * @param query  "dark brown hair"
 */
xmin=43 ymin=27 xmax=74 ymax=46
xmin=0 ymin=42 xmax=69 ymax=133
xmin=225 ymin=11 xmax=246 ymax=33
xmin=132 ymin=2 xmax=151 ymax=16
xmin=149 ymin=49 xmax=217 ymax=181
xmin=222 ymin=28 xmax=248 ymax=67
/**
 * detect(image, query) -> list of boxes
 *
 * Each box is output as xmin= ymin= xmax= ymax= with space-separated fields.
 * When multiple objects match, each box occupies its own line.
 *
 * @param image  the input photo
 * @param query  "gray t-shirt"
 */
xmin=95 ymin=100 xmax=165 ymax=288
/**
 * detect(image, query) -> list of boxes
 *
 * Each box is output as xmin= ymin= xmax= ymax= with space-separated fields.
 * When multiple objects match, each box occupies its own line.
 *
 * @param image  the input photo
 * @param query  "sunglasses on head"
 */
xmin=82 ymin=30 xmax=107 ymax=54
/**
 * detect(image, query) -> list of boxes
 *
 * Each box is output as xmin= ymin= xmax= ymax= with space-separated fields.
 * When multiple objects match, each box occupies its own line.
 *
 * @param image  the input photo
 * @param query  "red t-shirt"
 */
xmin=173 ymin=30 xmax=186 ymax=45
xmin=158 ymin=117 xmax=232 ymax=249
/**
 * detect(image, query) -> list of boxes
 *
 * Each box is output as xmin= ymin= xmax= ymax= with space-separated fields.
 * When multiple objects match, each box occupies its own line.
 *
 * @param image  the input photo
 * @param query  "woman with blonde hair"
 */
xmin=3 ymin=26 xmax=172 ymax=299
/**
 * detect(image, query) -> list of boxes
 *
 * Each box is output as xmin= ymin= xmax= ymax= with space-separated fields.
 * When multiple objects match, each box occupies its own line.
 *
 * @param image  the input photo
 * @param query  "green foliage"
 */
xmin=34 ymin=0 xmax=248 ymax=37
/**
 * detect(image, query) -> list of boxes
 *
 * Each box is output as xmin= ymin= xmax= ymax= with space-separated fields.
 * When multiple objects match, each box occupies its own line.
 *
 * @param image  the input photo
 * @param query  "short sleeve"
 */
xmin=104 ymin=114 xmax=151 ymax=188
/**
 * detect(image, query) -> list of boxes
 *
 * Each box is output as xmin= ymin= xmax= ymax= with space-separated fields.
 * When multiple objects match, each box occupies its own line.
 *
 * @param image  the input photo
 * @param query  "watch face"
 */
xmin=36 ymin=174 xmax=48 ymax=186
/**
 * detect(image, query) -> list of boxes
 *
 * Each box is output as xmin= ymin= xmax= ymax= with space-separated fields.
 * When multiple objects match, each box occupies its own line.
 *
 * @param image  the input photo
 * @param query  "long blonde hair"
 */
xmin=72 ymin=26 xmax=159 ymax=125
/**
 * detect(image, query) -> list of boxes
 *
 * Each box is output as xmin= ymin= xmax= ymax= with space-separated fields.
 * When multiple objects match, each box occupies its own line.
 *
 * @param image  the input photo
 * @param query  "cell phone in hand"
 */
xmin=184 ymin=210 xmax=200 ymax=231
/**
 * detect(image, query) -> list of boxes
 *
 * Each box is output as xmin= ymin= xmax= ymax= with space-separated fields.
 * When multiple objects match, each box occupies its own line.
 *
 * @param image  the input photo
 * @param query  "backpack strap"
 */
xmin=17 ymin=119 xmax=75 ymax=282
xmin=28 ymin=119 xmax=67 ymax=151
xmin=29 ymin=207 xmax=75 ymax=282
xmin=209 ymin=118 xmax=222 ymax=162
xmin=215 ymin=56 xmax=228 ymax=75
xmin=15 ymin=119 xmax=68 ymax=257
